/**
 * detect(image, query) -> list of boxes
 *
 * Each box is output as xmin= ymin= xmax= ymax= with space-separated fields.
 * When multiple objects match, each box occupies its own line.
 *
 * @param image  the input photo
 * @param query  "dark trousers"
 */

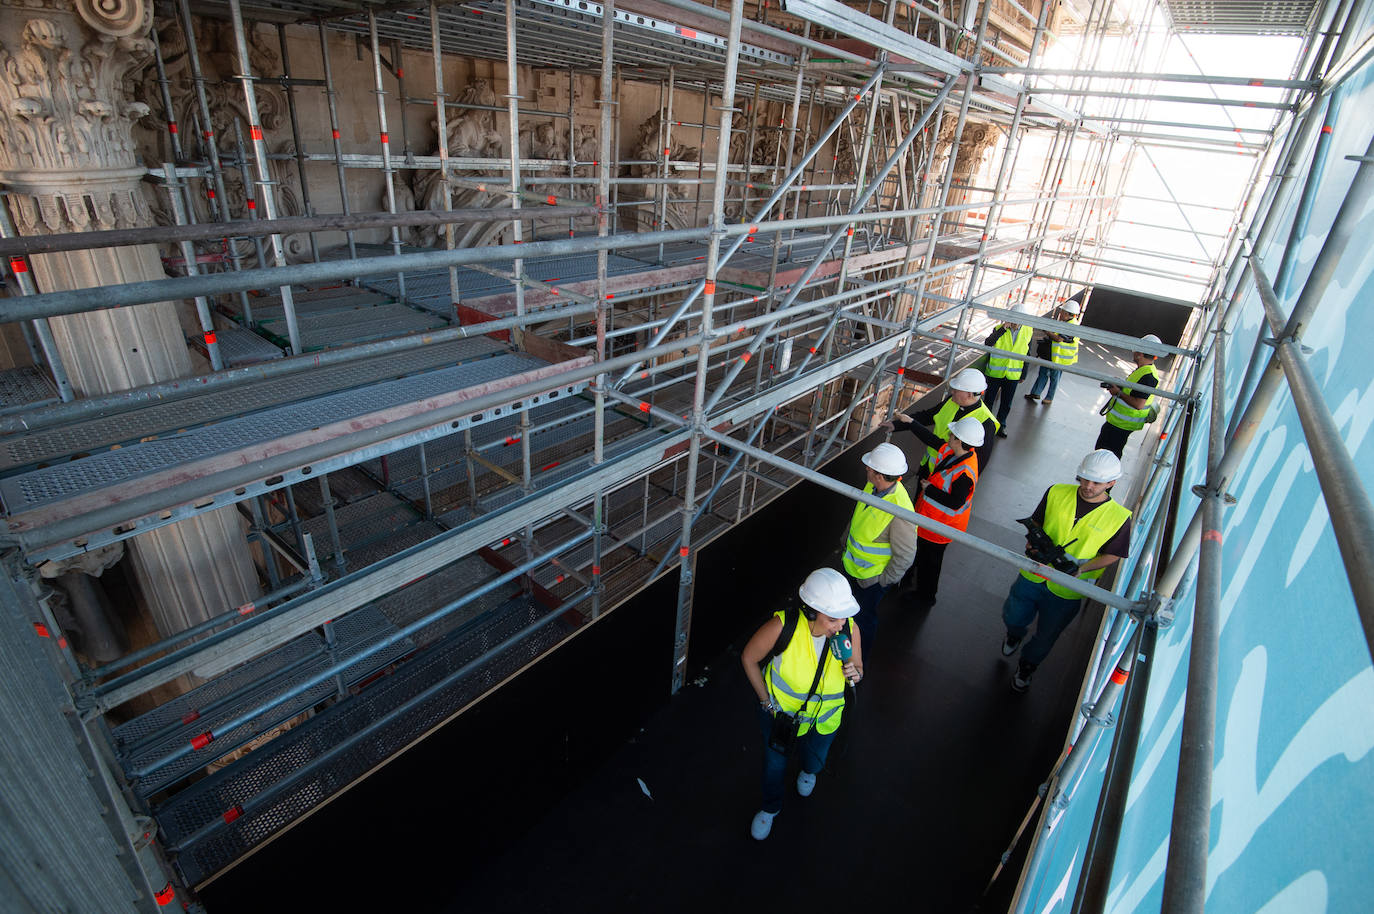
xmin=850 ymin=577 xmax=887 ymax=648
xmin=901 ymin=536 xmax=948 ymax=604
xmin=758 ymin=708 xmax=837 ymax=814
xmin=1094 ymin=421 xmax=1133 ymax=457
xmin=986 ymin=375 xmax=1020 ymax=427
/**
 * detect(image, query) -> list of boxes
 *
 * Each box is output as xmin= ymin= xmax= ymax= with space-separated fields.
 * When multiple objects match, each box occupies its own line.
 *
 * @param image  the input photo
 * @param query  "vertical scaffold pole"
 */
xmin=227 ymin=0 xmax=301 ymax=354
xmin=430 ymin=1 xmax=460 ymax=309
xmin=318 ymin=23 xmax=358 ymax=264
xmin=671 ymin=0 xmax=745 ymax=694
xmin=591 ymin=0 xmax=616 ymax=619
xmin=369 ymin=9 xmax=407 ymax=299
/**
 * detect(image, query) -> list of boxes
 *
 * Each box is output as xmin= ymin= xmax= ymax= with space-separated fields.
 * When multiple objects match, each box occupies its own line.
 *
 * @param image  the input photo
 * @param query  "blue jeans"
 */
xmin=758 ymin=707 xmax=838 ymax=813
xmin=850 ymin=577 xmax=888 ymax=648
xmin=1001 ymin=573 xmax=1083 ymax=667
xmin=1029 ymin=365 xmax=1061 ymax=400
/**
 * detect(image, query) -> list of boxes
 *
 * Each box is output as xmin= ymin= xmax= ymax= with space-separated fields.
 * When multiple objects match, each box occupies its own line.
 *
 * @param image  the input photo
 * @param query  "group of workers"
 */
xmin=739 ymin=291 xmax=1165 ymax=840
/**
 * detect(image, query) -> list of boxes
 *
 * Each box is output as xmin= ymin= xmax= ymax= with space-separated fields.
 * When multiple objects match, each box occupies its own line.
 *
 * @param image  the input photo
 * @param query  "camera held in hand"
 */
xmin=1016 ymin=517 xmax=1081 ymax=576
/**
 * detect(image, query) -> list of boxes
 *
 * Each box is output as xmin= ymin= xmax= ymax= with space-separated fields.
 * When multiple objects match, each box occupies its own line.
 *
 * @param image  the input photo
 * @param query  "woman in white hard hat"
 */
xmin=883 ymin=366 xmax=999 ymax=477
xmin=902 ymin=415 xmax=984 ymax=611
xmin=1025 ymin=289 xmax=1087 ymax=406
xmin=741 ymin=567 xmax=863 ymax=840
xmin=1095 ymin=333 xmax=1164 ymax=457
xmin=1000 ymin=449 xmax=1132 ymax=693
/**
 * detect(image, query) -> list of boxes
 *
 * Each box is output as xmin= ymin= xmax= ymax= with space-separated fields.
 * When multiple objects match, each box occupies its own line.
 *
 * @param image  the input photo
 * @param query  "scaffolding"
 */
xmin=1 ymin=0 xmax=1369 ymax=909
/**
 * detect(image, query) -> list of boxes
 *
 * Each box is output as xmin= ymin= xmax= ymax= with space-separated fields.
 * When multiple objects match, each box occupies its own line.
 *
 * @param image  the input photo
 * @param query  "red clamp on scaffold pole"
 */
xmin=638 ymin=402 xmax=651 ymax=412
xmin=703 ymin=280 xmax=715 ymax=295
xmin=679 ymin=546 xmax=689 ymax=558
xmin=10 ymin=257 xmax=28 ymax=274
xmin=1110 ymin=666 xmax=1129 ymax=686
xmin=154 ymin=884 xmax=175 ymax=906
xmin=190 ymin=732 xmax=214 ymax=751
xmin=223 ymin=805 xmax=244 ymax=824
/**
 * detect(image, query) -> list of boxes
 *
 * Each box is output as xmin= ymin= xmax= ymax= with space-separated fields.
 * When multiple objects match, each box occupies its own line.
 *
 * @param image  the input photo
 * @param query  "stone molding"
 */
xmin=0 ymin=0 xmax=154 ymax=180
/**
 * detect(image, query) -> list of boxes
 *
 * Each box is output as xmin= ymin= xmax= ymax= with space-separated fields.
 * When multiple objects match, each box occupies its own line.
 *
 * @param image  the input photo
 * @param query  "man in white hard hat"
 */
xmin=1095 ymin=333 xmax=1164 ymax=457
xmin=900 ymin=415 xmax=984 ymax=611
xmin=982 ymin=302 xmax=1035 ymax=438
xmin=840 ymin=441 xmax=917 ymax=647
xmin=883 ymin=366 xmax=999 ymax=477
xmin=741 ymin=567 xmax=863 ymax=840
xmin=1000 ymin=449 xmax=1132 ymax=693
xmin=1025 ymin=288 xmax=1088 ymax=407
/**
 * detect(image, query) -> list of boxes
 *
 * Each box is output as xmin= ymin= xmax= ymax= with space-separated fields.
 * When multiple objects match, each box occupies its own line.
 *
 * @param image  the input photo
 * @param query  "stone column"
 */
xmin=0 ymin=0 xmax=259 ymax=651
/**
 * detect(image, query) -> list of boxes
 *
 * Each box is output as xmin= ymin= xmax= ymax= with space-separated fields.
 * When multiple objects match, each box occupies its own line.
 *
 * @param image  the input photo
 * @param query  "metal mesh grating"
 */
xmin=155 ymin=595 xmax=578 ymax=886
xmin=118 ymin=606 xmax=412 ymax=799
xmin=1 ymin=352 xmax=550 ymax=511
xmin=0 ymin=366 xmax=58 ymax=408
xmin=0 ymin=337 xmax=508 ymax=472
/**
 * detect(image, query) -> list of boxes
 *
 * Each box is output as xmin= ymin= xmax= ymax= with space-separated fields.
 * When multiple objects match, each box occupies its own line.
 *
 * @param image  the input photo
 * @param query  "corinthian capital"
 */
xmin=0 ymin=0 xmax=154 ymax=176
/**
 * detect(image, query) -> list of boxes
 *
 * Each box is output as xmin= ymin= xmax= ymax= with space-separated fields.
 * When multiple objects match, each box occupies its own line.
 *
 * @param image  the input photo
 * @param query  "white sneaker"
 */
xmin=750 ymin=810 xmax=776 ymax=840
xmin=796 ymin=771 xmax=817 ymax=797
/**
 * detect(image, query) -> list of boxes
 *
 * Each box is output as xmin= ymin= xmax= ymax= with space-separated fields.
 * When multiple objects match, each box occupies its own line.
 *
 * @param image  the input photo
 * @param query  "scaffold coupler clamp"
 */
xmin=1144 ymin=590 xmax=1175 ymax=629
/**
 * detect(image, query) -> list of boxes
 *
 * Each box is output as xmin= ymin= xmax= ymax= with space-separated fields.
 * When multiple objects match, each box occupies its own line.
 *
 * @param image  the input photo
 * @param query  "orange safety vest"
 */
xmin=915 ymin=443 xmax=979 ymax=544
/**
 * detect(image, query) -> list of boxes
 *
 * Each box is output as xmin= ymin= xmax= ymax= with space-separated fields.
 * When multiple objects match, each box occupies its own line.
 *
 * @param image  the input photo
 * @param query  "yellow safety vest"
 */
xmin=765 ymin=610 xmax=847 ymax=735
xmin=1051 ymin=316 xmax=1081 ymax=366
xmin=842 ymin=481 xmax=914 ymax=580
xmin=1105 ymin=364 xmax=1161 ymax=431
xmin=1021 ymin=484 xmax=1132 ymax=598
xmin=924 ymin=398 xmax=998 ymax=470
xmin=987 ymin=325 xmax=1033 ymax=380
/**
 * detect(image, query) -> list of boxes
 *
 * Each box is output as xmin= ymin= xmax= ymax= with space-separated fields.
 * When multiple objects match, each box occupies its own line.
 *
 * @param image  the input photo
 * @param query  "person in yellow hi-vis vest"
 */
xmin=1095 ymin=334 xmax=1163 ymax=457
xmin=1000 ymin=450 xmax=1132 ymax=693
xmin=982 ymin=302 xmax=1034 ymax=438
xmin=1025 ymin=289 xmax=1087 ymax=406
xmin=840 ymin=442 xmax=917 ymax=649
xmin=741 ymin=567 xmax=863 ymax=840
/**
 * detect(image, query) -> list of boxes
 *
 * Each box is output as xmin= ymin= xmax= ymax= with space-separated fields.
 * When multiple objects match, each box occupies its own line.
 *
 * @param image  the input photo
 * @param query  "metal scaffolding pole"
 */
xmin=226 ymin=0 xmax=301 ymax=354
xmin=670 ymin=0 xmax=746 ymax=694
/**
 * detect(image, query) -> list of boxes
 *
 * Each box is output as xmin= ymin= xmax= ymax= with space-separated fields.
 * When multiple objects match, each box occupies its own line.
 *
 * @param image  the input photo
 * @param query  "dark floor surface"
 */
xmin=201 ymin=346 xmax=1156 ymax=914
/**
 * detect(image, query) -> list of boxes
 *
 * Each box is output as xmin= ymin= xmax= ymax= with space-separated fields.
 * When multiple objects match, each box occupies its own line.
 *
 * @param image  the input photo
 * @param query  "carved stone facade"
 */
xmin=0 ymin=0 xmax=258 ymax=651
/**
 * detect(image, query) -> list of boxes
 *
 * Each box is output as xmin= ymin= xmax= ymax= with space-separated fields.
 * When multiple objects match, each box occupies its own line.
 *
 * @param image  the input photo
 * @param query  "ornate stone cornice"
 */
xmin=0 ymin=0 xmax=154 ymax=179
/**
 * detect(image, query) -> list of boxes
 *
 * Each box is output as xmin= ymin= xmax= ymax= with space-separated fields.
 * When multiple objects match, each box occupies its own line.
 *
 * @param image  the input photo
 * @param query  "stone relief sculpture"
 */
xmin=130 ymin=16 xmax=306 ymax=262
xmin=0 ymin=7 xmax=156 ymax=234
xmin=626 ymin=111 xmax=698 ymax=230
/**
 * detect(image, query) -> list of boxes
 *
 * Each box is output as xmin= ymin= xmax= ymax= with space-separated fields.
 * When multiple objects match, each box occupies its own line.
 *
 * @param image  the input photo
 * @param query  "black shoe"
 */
xmin=1001 ymin=633 xmax=1022 ymax=656
xmin=1012 ymin=661 xmax=1035 ymax=693
xmin=996 ymin=427 xmax=1009 ymax=438
xmin=1024 ymin=394 xmax=1039 ymax=402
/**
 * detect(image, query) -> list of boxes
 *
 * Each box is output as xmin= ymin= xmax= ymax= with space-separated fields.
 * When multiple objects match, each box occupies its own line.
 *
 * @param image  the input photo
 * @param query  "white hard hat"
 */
xmin=1077 ymin=449 xmax=1122 ymax=483
xmin=862 ymin=442 xmax=908 ymax=476
xmin=1061 ymin=300 xmax=1082 ymax=316
xmin=950 ymin=367 xmax=987 ymax=393
xmin=949 ymin=416 xmax=985 ymax=447
xmin=1140 ymin=333 xmax=1162 ymax=347
xmin=798 ymin=567 xmax=860 ymax=619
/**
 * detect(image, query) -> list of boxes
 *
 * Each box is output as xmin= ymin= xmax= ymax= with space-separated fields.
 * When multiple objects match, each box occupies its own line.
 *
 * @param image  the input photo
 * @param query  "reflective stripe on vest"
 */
xmin=1051 ymin=317 xmax=1081 ymax=366
xmin=924 ymin=399 xmax=998 ymax=469
xmin=916 ymin=444 xmax=979 ymax=544
xmin=986 ymin=325 xmax=1033 ymax=380
xmin=765 ymin=610 xmax=848 ymax=735
xmin=842 ymin=481 xmax=915 ymax=580
xmin=1105 ymin=364 xmax=1160 ymax=431
xmin=1021 ymin=483 xmax=1132 ymax=598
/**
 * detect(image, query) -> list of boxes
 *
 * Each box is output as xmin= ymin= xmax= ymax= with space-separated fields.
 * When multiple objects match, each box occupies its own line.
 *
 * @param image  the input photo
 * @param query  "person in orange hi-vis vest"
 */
xmin=898 ymin=416 xmax=983 ymax=611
